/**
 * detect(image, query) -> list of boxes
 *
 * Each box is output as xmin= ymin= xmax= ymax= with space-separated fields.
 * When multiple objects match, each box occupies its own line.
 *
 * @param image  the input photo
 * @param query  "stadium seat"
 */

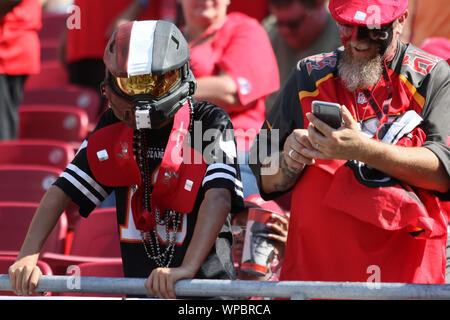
xmin=41 ymin=207 xmax=122 ymax=275
xmin=22 ymin=85 xmax=102 ymax=123
xmin=38 ymin=12 xmax=69 ymax=47
xmin=76 ymin=259 xmax=124 ymax=277
xmin=0 ymin=255 xmax=54 ymax=296
xmin=0 ymin=164 xmax=62 ymax=203
xmin=0 ymin=139 xmax=74 ymax=170
xmin=40 ymin=43 xmax=59 ymax=62
xmin=24 ymin=60 xmax=69 ymax=90
xmin=18 ymin=105 xmax=89 ymax=145
xmin=0 ymin=202 xmax=68 ymax=255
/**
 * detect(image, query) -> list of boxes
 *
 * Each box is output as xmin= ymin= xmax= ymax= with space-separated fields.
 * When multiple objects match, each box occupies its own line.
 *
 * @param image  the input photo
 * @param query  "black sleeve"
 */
xmin=249 ymin=67 xmax=304 ymax=200
xmin=192 ymin=100 xmax=245 ymax=213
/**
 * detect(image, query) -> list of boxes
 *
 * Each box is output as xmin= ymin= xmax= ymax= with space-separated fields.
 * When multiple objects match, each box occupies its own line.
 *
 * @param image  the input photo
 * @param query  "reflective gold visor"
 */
xmin=116 ymin=69 xmax=181 ymax=98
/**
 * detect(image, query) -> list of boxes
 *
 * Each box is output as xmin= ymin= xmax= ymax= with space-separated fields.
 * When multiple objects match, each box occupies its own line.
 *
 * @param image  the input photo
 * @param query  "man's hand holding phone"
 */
xmin=306 ymin=101 xmax=365 ymax=161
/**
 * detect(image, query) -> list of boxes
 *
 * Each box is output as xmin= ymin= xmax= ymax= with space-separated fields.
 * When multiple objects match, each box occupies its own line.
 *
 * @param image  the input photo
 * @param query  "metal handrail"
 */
xmin=1 ymin=274 xmax=450 ymax=299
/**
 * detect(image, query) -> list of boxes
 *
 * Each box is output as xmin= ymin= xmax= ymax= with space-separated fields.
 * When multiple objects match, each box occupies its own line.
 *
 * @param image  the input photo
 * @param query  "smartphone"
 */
xmin=311 ymin=100 xmax=342 ymax=129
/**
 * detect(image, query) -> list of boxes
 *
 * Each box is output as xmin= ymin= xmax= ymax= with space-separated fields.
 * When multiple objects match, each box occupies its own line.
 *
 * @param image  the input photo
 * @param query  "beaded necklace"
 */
xmin=132 ymin=99 xmax=194 ymax=267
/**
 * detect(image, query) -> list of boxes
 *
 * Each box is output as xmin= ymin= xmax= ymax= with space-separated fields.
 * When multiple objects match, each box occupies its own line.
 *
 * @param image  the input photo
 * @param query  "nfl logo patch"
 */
xmin=357 ymin=92 xmax=367 ymax=104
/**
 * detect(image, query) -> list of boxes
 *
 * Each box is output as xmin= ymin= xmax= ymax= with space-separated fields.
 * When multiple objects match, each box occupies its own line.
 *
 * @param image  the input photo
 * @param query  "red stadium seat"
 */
xmin=24 ymin=60 xmax=69 ymax=90
xmin=0 ymin=139 xmax=74 ymax=170
xmin=0 ymin=164 xmax=62 ymax=203
xmin=0 ymin=255 xmax=54 ymax=296
xmin=69 ymin=207 xmax=121 ymax=258
xmin=22 ymin=85 xmax=102 ymax=123
xmin=18 ymin=105 xmax=89 ymax=145
xmin=42 ymin=207 xmax=122 ymax=275
xmin=38 ymin=12 xmax=69 ymax=47
xmin=0 ymin=202 xmax=68 ymax=255
xmin=76 ymin=260 xmax=124 ymax=277
xmin=40 ymin=43 xmax=59 ymax=62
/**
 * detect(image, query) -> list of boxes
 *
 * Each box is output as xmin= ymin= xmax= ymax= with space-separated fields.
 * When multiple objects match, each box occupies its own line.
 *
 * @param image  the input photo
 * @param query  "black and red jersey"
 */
xmin=54 ymin=100 xmax=244 ymax=282
xmin=250 ymin=42 xmax=450 ymax=284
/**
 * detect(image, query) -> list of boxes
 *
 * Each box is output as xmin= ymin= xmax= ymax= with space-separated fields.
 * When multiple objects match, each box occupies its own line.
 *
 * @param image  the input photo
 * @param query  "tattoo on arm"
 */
xmin=274 ymin=154 xmax=302 ymax=192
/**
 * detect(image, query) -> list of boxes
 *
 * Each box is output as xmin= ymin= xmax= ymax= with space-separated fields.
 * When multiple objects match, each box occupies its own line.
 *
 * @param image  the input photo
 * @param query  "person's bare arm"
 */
xmin=305 ymin=106 xmax=450 ymax=193
xmin=9 ymin=185 xmax=71 ymax=295
xmin=259 ymin=129 xmax=315 ymax=195
xmin=193 ymin=74 xmax=243 ymax=112
xmin=144 ymin=188 xmax=231 ymax=299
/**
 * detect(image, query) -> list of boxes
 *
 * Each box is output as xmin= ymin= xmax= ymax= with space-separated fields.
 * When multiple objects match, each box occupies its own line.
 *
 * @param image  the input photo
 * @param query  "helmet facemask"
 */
xmin=102 ymin=20 xmax=197 ymax=130
xmin=104 ymin=63 xmax=196 ymax=129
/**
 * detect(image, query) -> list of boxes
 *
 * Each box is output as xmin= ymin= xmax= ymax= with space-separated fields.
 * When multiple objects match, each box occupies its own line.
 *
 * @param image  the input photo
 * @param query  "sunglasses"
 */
xmin=337 ymin=21 xmax=394 ymax=41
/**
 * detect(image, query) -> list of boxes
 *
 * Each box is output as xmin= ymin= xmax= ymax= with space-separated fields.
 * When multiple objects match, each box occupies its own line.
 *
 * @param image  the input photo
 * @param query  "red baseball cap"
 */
xmin=329 ymin=0 xmax=408 ymax=27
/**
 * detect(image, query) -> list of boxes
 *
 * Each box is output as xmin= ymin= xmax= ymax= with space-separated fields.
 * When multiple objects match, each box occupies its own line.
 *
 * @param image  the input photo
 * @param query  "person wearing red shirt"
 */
xmin=250 ymin=0 xmax=450 ymax=284
xmin=0 ymin=0 xmax=41 ymax=140
xmin=179 ymin=0 xmax=279 ymax=198
xmin=227 ymin=0 xmax=269 ymax=22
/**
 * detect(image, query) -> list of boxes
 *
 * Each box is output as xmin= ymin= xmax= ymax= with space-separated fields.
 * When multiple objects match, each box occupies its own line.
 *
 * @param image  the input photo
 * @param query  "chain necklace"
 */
xmin=140 ymin=209 xmax=182 ymax=267
xmin=132 ymin=99 xmax=194 ymax=267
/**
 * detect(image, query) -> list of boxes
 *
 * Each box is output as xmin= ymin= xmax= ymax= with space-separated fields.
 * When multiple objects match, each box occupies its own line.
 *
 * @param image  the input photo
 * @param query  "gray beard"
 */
xmin=338 ymin=49 xmax=383 ymax=92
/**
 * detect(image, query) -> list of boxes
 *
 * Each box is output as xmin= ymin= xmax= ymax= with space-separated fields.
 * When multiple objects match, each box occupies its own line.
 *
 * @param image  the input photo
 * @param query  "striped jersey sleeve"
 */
xmin=193 ymin=100 xmax=245 ymax=213
xmin=53 ymin=111 xmax=117 ymax=217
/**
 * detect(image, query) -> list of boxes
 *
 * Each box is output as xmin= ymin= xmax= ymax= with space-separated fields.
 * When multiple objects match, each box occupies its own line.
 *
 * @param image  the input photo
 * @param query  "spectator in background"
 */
xmin=179 ymin=0 xmax=279 ymax=198
xmin=231 ymin=195 xmax=289 ymax=284
xmin=62 ymin=0 xmax=177 ymax=120
xmin=227 ymin=0 xmax=269 ymax=22
xmin=0 ymin=0 xmax=41 ymax=140
xmin=401 ymin=0 xmax=450 ymax=47
xmin=263 ymin=0 xmax=341 ymax=114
